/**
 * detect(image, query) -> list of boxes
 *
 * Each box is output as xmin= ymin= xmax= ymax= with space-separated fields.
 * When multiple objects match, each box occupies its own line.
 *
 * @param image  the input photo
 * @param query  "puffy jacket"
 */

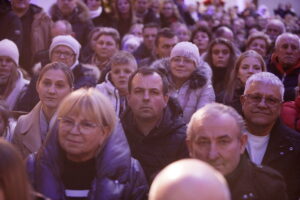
xmin=151 ymin=58 xmax=215 ymax=122
xmin=26 ymin=122 xmax=148 ymax=200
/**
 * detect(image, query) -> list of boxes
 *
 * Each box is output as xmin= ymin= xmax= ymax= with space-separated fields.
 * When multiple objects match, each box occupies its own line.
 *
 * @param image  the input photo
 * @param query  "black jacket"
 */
xmin=226 ymin=156 xmax=288 ymax=200
xmin=121 ymin=99 xmax=188 ymax=183
xmin=247 ymin=120 xmax=300 ymax=200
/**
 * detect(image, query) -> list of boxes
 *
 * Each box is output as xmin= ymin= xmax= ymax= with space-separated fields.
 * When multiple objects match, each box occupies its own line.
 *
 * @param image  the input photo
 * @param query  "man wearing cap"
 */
xmin=0 ymin=39 xmax=29 ymax=111
xmin=121 ymin=67 xmax=189 ymax=183
xmin=15 ymin=35 xmax=97 ymax=112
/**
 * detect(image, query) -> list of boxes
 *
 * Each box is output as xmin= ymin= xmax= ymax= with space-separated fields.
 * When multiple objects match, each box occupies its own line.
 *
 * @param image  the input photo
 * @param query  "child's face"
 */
xmin=110 ymin=64 xmax=136 ymax=94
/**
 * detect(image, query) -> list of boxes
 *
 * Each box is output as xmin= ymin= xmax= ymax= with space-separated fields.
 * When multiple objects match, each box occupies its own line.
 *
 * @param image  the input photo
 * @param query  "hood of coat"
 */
xmin=150 ymin=57 xmax=210 ymax=89
xmin=50 ymin=0 xmax=90 ymax=22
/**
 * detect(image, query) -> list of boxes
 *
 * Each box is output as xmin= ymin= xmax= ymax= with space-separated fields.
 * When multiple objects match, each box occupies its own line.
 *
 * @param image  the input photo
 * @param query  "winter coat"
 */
xmin=5 ymin=70 xmax=29 ymax=111
xmin=121 ymin=99 xmax=189 ymax=183
xmin=96 ymin=74 xmax=125 ymax=117
xmin=246 ymin=120 xmax=300 ymax=200
xmin=226 ymin=156 xmax=288 ymax=200
xmin=151 ymin=58 xmax=215 ymax=123
xmin=12 ymin=102 xmax=56 ymax=159
xmin=26 ymin=122 xmax=148 ymax=200
xmin=0 ymin=4 xmax=22 ymax=49
xmin=50 ymin=1 xmax=94 ymax=47
xmin=281 ymin=97 xmax=300 ymax=132
xmin=267 ymin=54 xmax=300 ymax=101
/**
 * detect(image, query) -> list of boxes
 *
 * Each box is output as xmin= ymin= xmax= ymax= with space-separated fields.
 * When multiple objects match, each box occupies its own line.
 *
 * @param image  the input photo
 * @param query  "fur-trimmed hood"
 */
xmin=50 ymin=0 xmax=90 ymax=22
xmin=150 ymin=57 xmax=212 ymax=89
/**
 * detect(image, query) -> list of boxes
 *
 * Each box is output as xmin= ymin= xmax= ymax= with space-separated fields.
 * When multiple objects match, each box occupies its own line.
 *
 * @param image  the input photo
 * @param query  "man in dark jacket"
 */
xmin=241 ymin=72 xmax=300 ymax=200
xmin=187 ymin=102 xmax=288 ymax=200
xmin=267 ymin=32 xmax=300 ymax=101
xmin=122 ymin=67 xmax=188 ymax=183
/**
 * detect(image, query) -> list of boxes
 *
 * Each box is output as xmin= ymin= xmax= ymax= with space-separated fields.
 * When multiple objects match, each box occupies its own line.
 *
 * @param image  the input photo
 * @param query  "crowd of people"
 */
xmin=0 ymin=0 xmax=300 ymax=199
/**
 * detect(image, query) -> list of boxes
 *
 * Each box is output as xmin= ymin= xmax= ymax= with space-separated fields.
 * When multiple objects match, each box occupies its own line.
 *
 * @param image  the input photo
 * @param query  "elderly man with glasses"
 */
xmin=241 ymin=72 xmax=300 ymax=200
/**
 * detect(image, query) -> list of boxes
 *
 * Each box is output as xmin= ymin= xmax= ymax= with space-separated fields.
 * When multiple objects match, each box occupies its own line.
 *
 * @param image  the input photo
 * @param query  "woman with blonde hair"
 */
xmin=220 ymin=50 xmax=266 ymax=113
xmin=13 ymin=62 xmax=73 ymax=158
xmin=26 ymin=88 xmax=148 ymax=199
xmin=159 ymin=0 xmax=184 ymax=28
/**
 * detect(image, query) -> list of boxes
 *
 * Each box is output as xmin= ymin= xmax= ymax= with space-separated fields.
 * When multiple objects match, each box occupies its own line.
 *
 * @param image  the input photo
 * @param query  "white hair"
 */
xmin=244 ymin=72 xmax=284 ymax=101
xmin=275 ymin=32 xmax=300 ymax=50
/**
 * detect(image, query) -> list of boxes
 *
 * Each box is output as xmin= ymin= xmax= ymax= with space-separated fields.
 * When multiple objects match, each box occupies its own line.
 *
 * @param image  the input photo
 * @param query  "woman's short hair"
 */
xmin=93 ymin=27 xmax=121 ymax=47
xmin=0 ymin=139 xmax=32 ymax=200
xmin=57 ymin=88 xmax=116 ymax=134
xmin=191 ymin=26 xmax=212 ymax=42
xmin=110 ymin=50 xmax=137 ymax=69
xmin=37 ymin=62 xmax=74 ymax=89
xmin=246 ymin=32 xmax=271 ymax=52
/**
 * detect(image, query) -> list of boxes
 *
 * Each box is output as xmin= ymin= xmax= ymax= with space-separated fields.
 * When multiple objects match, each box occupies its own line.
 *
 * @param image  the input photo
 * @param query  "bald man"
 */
xmin=187 ymin=103 xmax=288 ymax=200
xmin=149 ymin=159 xmax=230 ymax=200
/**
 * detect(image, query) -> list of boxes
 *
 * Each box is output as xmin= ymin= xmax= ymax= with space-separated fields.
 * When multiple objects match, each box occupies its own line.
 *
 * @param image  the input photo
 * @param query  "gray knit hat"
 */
xmin=49 ymin=35 xmax=81 ymax=60
xmin=0 ymin=39 xmax=19 ymax=65
xmin=170 ymin=41 xmax=200 ymax=65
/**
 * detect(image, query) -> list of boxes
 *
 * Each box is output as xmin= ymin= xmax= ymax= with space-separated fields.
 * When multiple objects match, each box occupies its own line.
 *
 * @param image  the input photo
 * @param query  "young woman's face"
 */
xmin=0 ymin=56 xmax=16 ymax=86
xmin=37 ymin=69 xmax=72 ymax=110
xmin=238 ymin=56 xmax=263 ymax=85
xmin=193 ymin=31 xmax=210 ymax=54
xmin=117 ymin=0 xmax=130 ymax=15
xmin=170 ymin=56 xmax=196 ymax=83
xmin=212 ymin=44 xmax=230 ymax=68
xmin=110 ymin=63 xmax=136 ymax=94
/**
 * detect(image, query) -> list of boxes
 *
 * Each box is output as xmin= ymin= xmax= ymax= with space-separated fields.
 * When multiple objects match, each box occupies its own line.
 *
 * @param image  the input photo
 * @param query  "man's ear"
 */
xmin=239 ymin=134 xmax=248 ymax=154
xmin=186 ymin=139 xmax=193 ymax=158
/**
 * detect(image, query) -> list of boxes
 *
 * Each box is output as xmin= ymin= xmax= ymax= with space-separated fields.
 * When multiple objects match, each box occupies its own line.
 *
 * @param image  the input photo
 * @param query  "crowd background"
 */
xmin=0 ymin=0 xmax=300 ymax=199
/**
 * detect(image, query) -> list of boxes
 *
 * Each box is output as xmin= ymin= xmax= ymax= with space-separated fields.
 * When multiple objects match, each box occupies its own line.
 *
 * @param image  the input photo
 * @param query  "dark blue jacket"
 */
xmin=26 ymin=122 xmax=148 ymax=200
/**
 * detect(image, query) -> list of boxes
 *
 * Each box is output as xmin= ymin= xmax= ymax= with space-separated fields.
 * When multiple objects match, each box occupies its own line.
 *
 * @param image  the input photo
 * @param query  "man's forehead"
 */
xmin=246 ymin=81 xmax=281 ymax=96
xmin=278 ymin=36 xmax=300 ymax=47
xmin=132 ymin=73 xmax=163 ymax=87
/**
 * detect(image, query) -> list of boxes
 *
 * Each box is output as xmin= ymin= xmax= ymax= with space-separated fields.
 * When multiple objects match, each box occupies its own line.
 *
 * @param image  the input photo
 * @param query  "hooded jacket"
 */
xmin=121 ymin=98 xmax=189 ymax=183
xmin=26 ymin=122 xmax=148 ymax=200
xmin=151 ymin=58 xmax=215 ymax=122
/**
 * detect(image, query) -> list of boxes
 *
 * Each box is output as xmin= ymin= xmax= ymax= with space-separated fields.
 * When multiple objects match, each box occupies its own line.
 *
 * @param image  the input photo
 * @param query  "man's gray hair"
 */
xmin=275 ymin=32 xmax=300 ymax=49
xmin=187 ymin=103 xmax=247 ymax=139
xmin=244 ymin=72 xmax=285 ymax=101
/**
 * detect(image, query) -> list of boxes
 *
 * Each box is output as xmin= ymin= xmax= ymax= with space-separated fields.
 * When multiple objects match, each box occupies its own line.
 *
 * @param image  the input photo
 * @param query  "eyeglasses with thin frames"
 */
xmin=58 ymin=117 xmax=100 ymax=134
xmin=243 ymin=94 xmax=282 ymax=107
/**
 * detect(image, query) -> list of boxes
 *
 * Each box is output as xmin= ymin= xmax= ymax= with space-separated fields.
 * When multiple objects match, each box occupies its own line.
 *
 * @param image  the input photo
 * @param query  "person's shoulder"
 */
xmin=251 ymin=162 xmax=285 ymax=181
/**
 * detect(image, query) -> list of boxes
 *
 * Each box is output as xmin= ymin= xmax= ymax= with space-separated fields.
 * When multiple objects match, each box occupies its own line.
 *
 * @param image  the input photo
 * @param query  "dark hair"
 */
xmin=191 ymin=26 xmax=212 ymax=41
xmin=37 ymin=62 xmax=74 ymax=89
xmin=143 ymin=23 xmax=160 ymax=32
xmin=128 ymin=67 xmax=169 ymax=95
xmin=155 ymin=28 xmax=176 ymax=47
xmin=0 ymin=139 xmax=32 ymax=200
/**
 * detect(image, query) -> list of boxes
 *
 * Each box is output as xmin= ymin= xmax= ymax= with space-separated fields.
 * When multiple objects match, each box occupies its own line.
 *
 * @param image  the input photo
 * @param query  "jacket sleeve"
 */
xmin=196 ymin=79 xmax=216 ymax=109
xmin=125 ymin=158 xmax=149 ymax=200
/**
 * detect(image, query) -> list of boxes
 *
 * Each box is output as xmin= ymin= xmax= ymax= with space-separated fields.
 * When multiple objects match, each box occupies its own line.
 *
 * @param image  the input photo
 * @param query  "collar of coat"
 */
xmin=271 ymin=53 xmax=300 ymax=75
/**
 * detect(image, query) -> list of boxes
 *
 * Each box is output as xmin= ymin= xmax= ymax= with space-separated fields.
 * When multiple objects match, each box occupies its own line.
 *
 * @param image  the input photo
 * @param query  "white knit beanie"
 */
xmin=170 ymin=41 xmax=200 ymax=65
xmin=0 ymin=39 xmax=19 ymax=65
xmin=49 ymin=35 xmax=81 ymax=60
